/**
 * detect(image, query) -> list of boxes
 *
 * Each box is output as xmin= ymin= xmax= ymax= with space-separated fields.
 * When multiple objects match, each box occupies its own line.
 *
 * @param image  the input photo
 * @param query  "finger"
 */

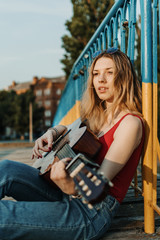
xmin=61 ymin=158 xmax=72 ymax=166
xmin=33 ymin=142 xmax=42 ymax=158
xmin=47 ymin=134 xmax=54 ymax=150
xmin=32 ymin=148 xmax=40 ymax=159
xmin=38 ymin=140 xmax=50 ymax=152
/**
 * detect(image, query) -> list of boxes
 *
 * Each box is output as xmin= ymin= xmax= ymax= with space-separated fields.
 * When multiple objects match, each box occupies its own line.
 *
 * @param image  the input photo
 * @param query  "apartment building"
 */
xmin=8 ymin=76 xmax=66 ymax=131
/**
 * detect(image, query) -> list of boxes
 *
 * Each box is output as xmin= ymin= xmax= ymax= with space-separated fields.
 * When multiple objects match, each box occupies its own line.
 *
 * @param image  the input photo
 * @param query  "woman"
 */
xmin=0 ymin=49 xmax=145 ymax=240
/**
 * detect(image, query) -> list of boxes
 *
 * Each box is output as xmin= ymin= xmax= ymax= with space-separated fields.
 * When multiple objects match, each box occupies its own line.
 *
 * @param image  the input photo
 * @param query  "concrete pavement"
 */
xmin=0 ymin=146 xmax=34 ymax=166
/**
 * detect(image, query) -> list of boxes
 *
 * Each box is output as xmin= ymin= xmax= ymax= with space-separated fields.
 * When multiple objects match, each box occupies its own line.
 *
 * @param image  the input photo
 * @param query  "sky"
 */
xmin=0 ymin=0 xmax=72 ymax=90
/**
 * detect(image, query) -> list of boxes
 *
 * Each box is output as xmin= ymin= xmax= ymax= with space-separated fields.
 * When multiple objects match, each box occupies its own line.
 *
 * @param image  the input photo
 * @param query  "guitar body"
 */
xmin=33 ymin=120 xmax=112 ymax=205
xmin=33 ymin=120 xmax=101 ymax=174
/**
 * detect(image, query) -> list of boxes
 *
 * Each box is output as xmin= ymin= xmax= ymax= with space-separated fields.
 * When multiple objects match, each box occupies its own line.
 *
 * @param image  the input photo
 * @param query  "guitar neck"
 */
xmin=56 ymin=143 xmax=76 ymax=161
xmin=56 ymin=144 xmax=90 ymax=176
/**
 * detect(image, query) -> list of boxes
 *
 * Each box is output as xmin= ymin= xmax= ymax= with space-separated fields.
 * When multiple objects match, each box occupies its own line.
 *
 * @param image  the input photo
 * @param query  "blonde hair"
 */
xmin=80 ymin=49 xmax=142 ymax=134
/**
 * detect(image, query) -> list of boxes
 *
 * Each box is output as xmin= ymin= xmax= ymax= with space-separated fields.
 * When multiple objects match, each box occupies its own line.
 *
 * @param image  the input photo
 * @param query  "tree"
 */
xmin=61 ymin=0 xmax=114 ymax=77
xmin=0 ymin=90 xmax=44 ymax=139
xmin=0 ymin=90 xmax=16 ymax=136
xmin=13 ymin=90 xmax=44 ymax=138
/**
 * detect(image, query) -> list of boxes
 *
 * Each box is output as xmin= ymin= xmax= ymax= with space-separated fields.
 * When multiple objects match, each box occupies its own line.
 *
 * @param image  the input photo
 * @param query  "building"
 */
xmin=8 ymin=76 xmax=66 ymax=131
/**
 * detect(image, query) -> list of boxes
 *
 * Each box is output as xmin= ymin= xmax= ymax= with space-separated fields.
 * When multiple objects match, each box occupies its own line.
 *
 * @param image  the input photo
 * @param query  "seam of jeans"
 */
xmin=0 ymin=222 xmax=87 ymax=231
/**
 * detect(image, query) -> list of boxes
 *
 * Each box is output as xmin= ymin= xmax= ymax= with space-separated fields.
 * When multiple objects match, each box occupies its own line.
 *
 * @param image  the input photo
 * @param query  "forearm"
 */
xmin=98 ymin=158 xmax=124 ymax=181
xmin=48 ymin=125 xmax=67 ymax=141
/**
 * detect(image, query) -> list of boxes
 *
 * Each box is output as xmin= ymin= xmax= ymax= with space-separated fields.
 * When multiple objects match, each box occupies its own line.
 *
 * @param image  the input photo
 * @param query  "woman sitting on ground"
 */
xmin=0 ymin=48 xmax=145 ymax=240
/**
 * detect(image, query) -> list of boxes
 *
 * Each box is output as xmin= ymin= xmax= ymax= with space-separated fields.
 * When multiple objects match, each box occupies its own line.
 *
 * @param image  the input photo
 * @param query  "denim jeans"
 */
xmin=0 ymin=160 xmax=120 ymax=240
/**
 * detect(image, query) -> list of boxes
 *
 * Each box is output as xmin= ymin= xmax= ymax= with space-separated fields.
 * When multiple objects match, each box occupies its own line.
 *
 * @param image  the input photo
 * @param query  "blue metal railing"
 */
xmin=53 ymin=0 xmax=137 ymax=125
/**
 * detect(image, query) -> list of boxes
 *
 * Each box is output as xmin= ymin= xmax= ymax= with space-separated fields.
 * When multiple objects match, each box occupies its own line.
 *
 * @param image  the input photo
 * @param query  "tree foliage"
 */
xmin=0 ymin=90 xmax=16 ymax=135
xmin=61 ymin=0 xmax=114 ymax=77
xmin=0 ymin=90 xmax=44 ymax=139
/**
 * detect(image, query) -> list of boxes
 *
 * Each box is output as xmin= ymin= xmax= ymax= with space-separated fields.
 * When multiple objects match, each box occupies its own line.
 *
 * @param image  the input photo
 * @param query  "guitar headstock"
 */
xmin=66 ymin=154 xmax=113 ymax=206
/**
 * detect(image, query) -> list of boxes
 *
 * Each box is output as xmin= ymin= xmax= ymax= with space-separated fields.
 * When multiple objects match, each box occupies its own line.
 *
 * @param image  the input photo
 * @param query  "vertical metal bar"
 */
xmin=105 ymin=26 xmax=108 ymax=49
xmin=29 ymin=102 xmax=33 ymax=142
xmin=113 ymin=17 xmax=118 ymax=47
xmin=107 ymin=25 xmax=112 ymax=48
xmin=97 ymin=37 xmax=101 ymax=50
xmin=130 ymin=0 xmax=137 ymax=63
xmin=101 ymin=32 xmax=106 ymax=50
xmin=121 ymin=7 xmax=126 ymax=53
xmin=159 ymin=0 xmax=160 ymax=46
xmin=93 ymin=42 xmax=97 ymax=52
xmin=140 ymin=0 xmax=155 ymax=234
xmin=152 ymin=0 xmax=158 ymax=206
xmin=127 ymin=2 xmax=131 ymax=56
xmin=117 ymin=9 xmax=122 ymax=49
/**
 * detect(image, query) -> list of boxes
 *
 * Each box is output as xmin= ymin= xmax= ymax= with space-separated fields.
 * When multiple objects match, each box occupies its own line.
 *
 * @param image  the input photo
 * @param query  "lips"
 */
xmin=98 ymin=86 xmax=108 ymax=93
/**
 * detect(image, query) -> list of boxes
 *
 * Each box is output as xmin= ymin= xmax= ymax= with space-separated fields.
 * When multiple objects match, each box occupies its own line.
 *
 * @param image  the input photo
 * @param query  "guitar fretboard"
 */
xmin=56 ymin=143 xmax=76 ymax=160
xmin=56 ymin=143 xmax=86 ymax=175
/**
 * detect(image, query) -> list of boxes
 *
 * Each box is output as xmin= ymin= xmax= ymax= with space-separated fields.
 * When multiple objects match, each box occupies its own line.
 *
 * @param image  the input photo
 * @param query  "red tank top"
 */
xmin=96 ymin=113 xmax=145 ymax=203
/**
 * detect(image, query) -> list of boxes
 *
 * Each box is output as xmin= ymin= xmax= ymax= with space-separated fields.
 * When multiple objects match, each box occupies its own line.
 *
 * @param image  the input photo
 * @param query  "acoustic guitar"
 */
xmin=33 ymin=120 xmax=113 ymax=206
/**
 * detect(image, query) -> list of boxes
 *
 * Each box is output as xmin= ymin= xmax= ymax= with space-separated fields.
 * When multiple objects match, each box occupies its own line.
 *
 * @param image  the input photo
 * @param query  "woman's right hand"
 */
xmin=32 ymin=125 xmax=67 ymax=159
xmin=32 ymin=129 xmax=54 ymax=159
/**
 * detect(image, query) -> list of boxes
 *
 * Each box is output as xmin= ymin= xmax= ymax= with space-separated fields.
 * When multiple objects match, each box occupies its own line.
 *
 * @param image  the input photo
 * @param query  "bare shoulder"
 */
xmin=114 ymin=114 xmax=143 ymax=146
xmin=121 ymin=114 xmax=143 ymax=128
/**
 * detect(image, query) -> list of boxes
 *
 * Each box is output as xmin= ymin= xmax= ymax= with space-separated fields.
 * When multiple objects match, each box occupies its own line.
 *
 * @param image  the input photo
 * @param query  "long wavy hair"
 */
xmin=80 ymin=49 xmax=142 ymax=134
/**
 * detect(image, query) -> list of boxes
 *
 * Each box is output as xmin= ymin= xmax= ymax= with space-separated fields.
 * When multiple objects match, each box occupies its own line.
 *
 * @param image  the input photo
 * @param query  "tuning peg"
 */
xmin=82 ymin=198 xmax=88 ymax=204
xmin=87 ymin=172 xmax=92 ymax=178
xmin=82 ymin=184 xmax=88 ymax=191
xmin=108 ymin=180 xmax=114 ymax=187
xmin=95 ymin=179 xmax=101 ymax=186
xmin=79 ymin=180 xmax=85 ymax=186
xmin=86 ymin=190 xmax=92 ymax=196
xmin=98 ymin=171 xmax=104 ymax=177
xmin=91 ymin=175 xmax=97 ymax=182
xmin=87 ymin=203 xmax=93 ymax=209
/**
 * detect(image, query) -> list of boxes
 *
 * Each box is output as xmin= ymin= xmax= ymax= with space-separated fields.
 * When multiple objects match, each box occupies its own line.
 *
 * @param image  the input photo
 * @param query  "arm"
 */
xmin=98 ymin=115 xmax=143 ymax=180
xmin=32 ymin=124 xmax=76 ymax=194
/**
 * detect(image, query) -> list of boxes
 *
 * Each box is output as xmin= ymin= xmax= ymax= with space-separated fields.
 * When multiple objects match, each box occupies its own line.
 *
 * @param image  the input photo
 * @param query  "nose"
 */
xmin=98 ymin=74 xmax=107 ymax=83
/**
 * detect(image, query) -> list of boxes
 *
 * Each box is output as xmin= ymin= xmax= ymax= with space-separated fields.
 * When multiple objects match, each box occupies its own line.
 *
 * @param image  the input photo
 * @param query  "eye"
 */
xmin=108 ymin=71 xmax=113 ymax=74
xmin=93 ymin=72 xmax=98 ymax=76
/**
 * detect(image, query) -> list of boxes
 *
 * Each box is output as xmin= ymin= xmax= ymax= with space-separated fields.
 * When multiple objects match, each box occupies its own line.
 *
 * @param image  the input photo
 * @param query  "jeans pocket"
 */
xmin=104 ymin=195 xmax=120 ymax=214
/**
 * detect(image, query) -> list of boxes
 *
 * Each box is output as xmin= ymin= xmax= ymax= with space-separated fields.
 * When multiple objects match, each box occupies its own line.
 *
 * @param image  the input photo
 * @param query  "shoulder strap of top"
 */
xmin=99 ymin=113 xmax=145 ymax=140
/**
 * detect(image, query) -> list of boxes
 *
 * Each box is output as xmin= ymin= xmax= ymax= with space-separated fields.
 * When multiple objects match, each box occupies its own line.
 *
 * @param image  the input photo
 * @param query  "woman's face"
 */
xmin=93 ymin=57 xmax=116 ymax=106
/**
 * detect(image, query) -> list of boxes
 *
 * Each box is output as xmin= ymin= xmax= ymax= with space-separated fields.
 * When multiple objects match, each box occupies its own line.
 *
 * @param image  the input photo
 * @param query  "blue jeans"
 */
xmin=0 ymin=160 xmax=120 ymax=240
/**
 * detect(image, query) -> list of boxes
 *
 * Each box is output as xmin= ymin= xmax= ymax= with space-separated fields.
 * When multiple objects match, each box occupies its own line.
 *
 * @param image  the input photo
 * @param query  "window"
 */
xmin=56 ymin=88 xmax=61 ymax=95
xmin=37 ymin=101 xmax=42 ymax=107
xmin=36 ymin=90 xmax=42 ymax=96
xmin=44 ymin=88 xmax=51 ymax=96
xmin=45 ymin=120 xmax=51 ymax=127
xmin=45 ymin=100 xmax=51 ymax=107
xmin=45 ymin=110 xmax=51 ymax=117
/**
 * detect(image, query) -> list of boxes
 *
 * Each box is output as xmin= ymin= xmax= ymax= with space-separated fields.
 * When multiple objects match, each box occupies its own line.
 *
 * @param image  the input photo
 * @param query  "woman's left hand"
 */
xmin=50 ymin=158 xmax=76 ymax=195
